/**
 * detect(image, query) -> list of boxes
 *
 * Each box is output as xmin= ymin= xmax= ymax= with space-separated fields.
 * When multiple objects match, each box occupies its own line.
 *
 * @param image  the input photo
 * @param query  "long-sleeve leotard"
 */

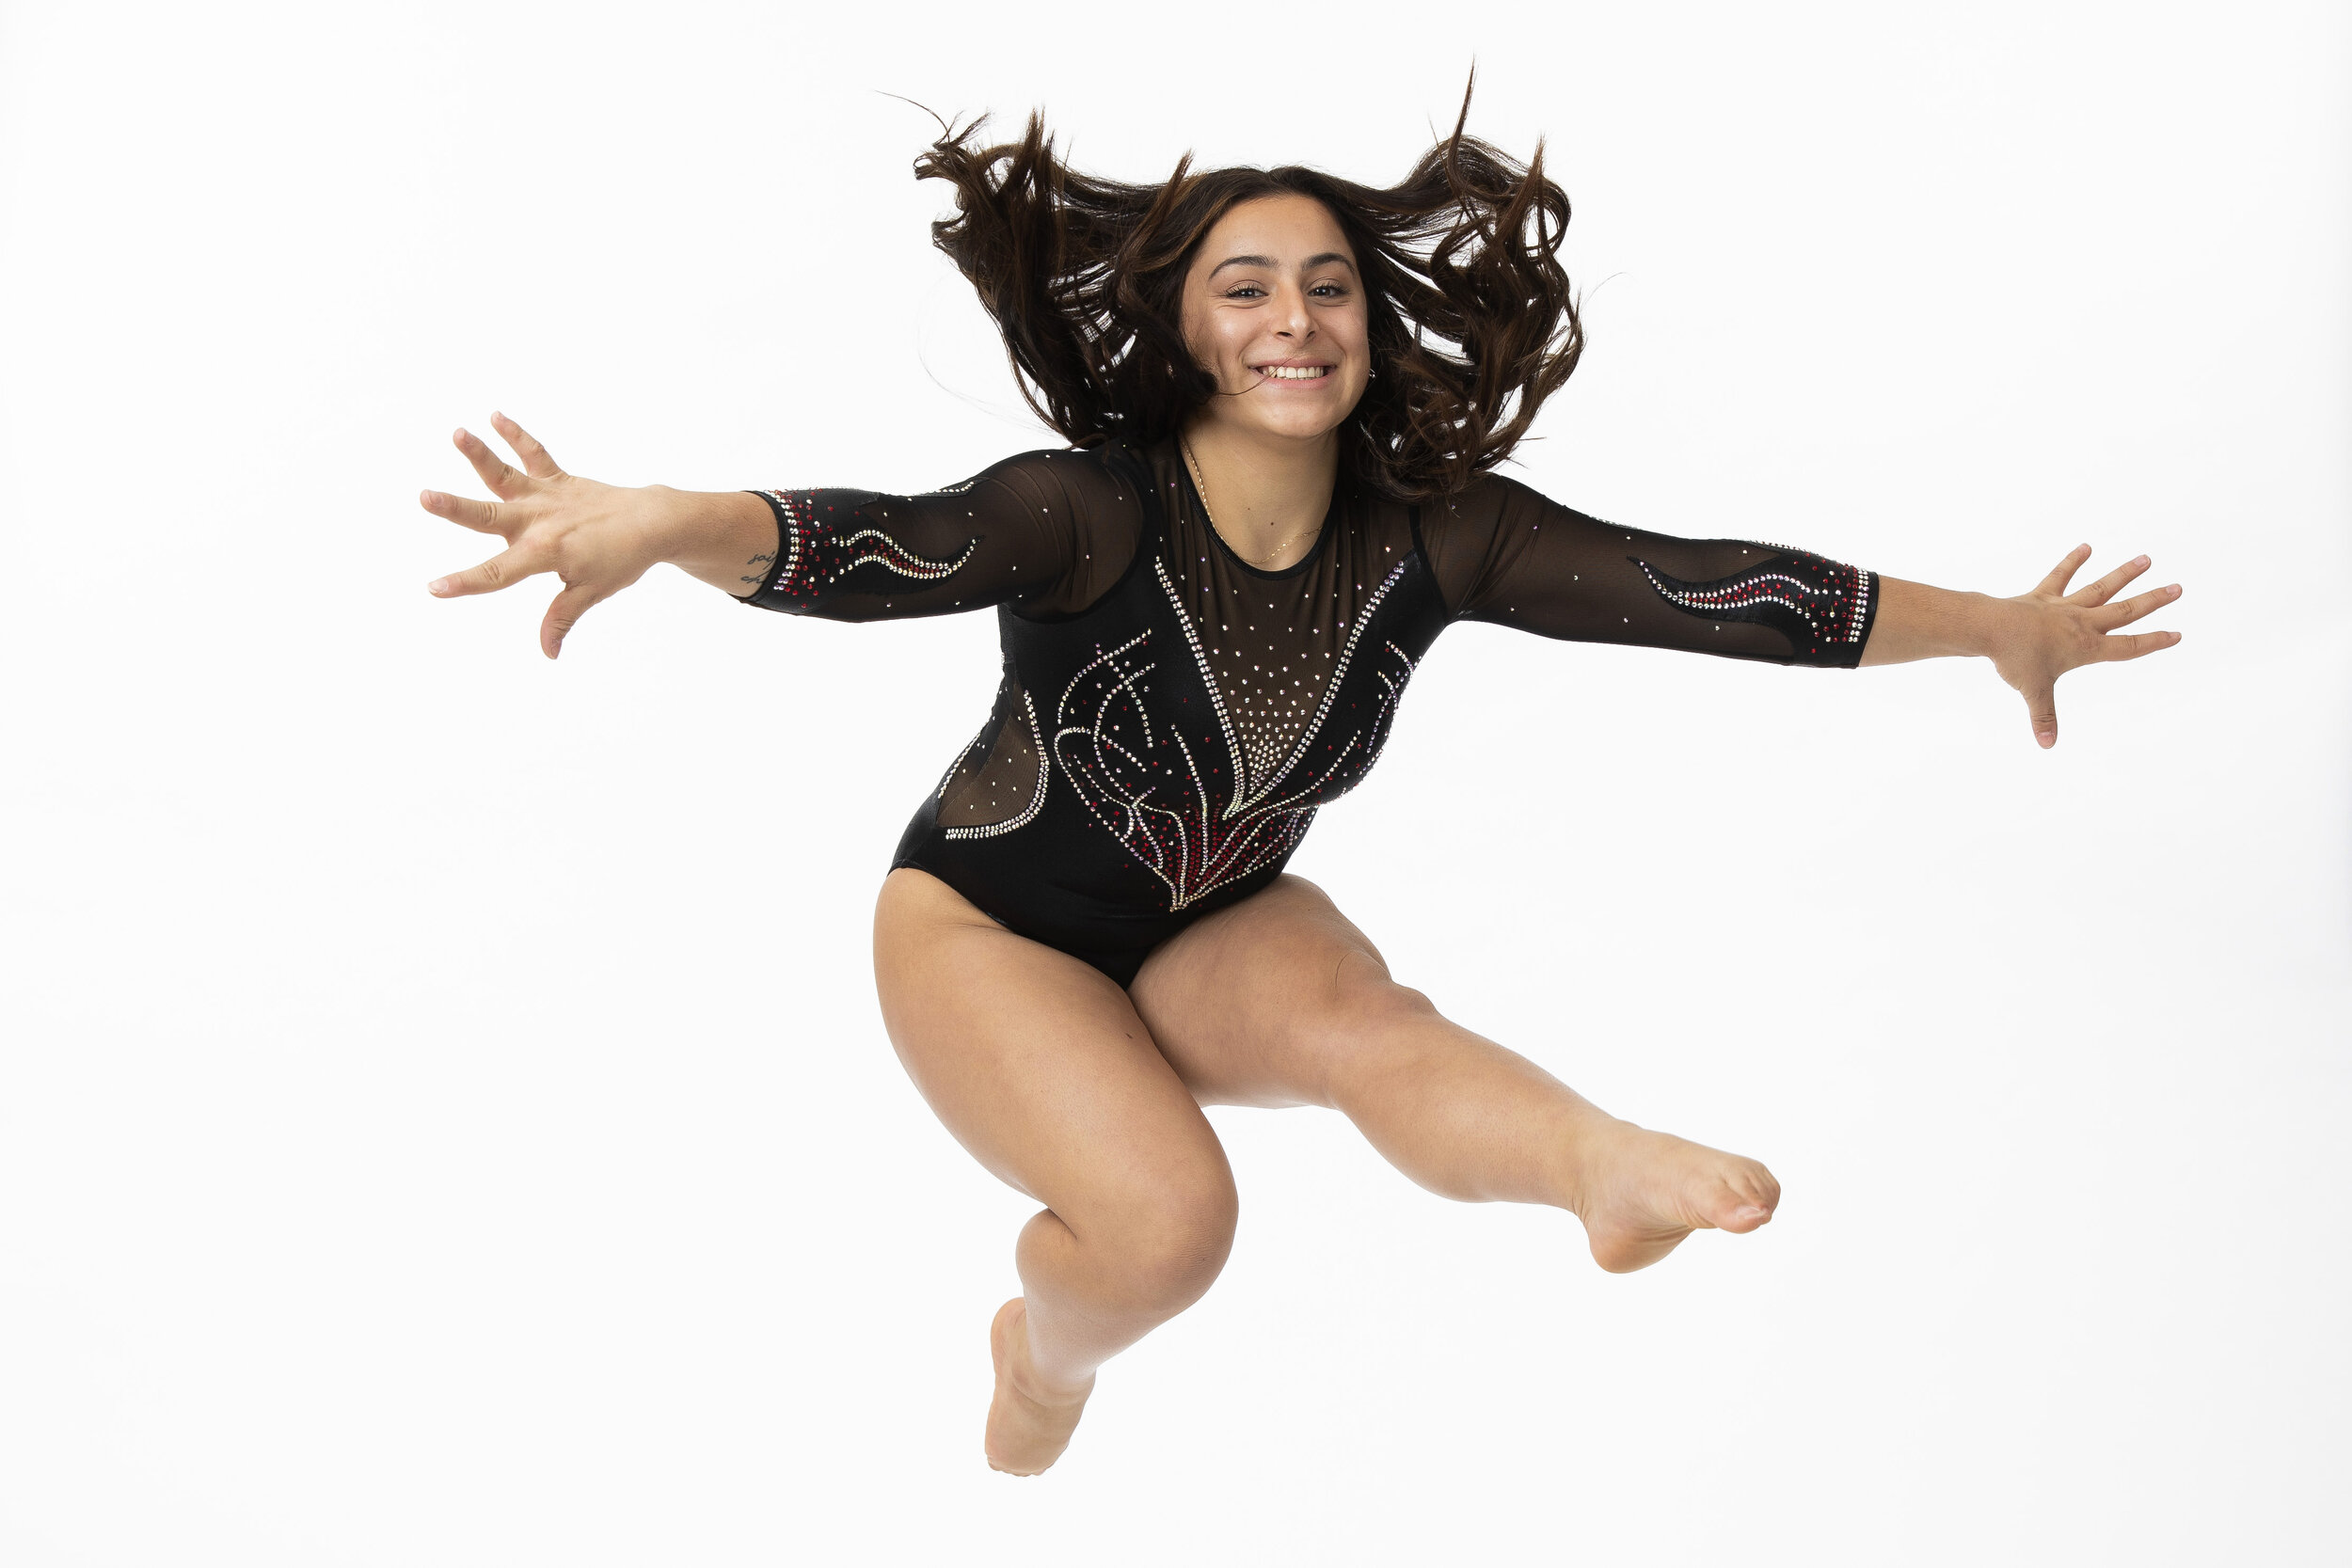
xmin=743 ymin=448 xmax=1142 ymax=622
xmin=739 ymin=438 xmax=1876 ymax=981
xmin=1417 ymin=477 xmax=1875 ymax=664
xmin=744 ymin=447 xmax=1873 ymax=664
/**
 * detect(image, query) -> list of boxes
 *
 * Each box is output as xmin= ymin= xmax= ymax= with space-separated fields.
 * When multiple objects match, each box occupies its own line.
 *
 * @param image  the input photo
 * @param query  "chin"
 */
xmin=1241 ymin=415 xmax=1345 ymax=445
xmin=1232 ymin=398 xmax=1363 ymax=446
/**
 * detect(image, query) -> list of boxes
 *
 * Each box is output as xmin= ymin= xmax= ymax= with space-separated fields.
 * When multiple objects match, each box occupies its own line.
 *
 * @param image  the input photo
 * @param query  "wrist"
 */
xmin=637 ymin=483 xmax=707 ymax=563
xmin=1951 ymin=590 xmax=2019 ymax=660
xmin=645 ymin=485 xmax=782 ymax=595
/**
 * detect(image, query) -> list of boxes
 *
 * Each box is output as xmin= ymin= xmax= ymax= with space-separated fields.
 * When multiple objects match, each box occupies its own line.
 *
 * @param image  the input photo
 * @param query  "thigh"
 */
xmin=872 ymin=868 xmax=1234 ymax=1236
xmin=1130 ymin=874 xmax=1427 ymax=1109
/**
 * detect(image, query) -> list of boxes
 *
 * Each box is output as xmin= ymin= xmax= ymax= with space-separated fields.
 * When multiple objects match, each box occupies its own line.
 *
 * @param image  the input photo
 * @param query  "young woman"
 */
xmin=420 ymin=107 xmax=2182 ymax=1475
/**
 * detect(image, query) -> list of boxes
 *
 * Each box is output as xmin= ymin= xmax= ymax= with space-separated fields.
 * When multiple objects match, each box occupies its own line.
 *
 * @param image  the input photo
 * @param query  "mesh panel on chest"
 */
xmin=1153 ymin=468 xmax=1421 ymax=802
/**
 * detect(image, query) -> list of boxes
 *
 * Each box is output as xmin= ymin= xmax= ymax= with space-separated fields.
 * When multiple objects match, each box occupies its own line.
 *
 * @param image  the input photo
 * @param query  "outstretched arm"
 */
xmin=420 ymin=413 xmax=779 ymax=658
xmin=1421 ymin=475 xmax=2184 ymax=748
xmin=420 ymin=414 xmax=1127 ymax=656
xmin=1861 ymin=546 xmax=2183 ymax=748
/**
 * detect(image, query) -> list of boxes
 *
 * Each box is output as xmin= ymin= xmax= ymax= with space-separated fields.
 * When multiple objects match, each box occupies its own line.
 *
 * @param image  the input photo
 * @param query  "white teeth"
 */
xmin=1259 ymin=365 xmax=1330 ymax=380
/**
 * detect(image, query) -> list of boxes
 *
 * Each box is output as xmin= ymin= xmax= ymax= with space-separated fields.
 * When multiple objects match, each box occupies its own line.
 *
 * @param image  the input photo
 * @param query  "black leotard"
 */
xmin=742 ymin=438 xmax=1877 ymax=984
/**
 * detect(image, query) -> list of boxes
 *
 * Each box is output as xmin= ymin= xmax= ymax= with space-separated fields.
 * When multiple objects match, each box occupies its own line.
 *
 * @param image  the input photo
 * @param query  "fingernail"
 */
xmin=2169 ymin=584 xmax=2182 ymax=595
xmin=2134 ymin=554 xmax=2150 ymax=566
xmin=428 ymin=578 xmax=451 ymax=595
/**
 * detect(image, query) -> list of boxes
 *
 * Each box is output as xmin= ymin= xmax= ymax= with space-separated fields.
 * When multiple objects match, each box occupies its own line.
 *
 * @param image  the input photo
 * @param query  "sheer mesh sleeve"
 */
xmin=739 ymin=447 xmax=1141 ymax=623
xmin=1419 ymin=473 xmax=1879 ymax=667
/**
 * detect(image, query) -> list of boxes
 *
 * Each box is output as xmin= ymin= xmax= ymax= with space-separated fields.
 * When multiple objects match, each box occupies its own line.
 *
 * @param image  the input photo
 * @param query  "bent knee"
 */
xmin=1274 ymin=958 xmax=1443 ymax=1101
xmin=1090 ymin=1171 xmax=1238 ymax=1316
xmin=1311 ymin=952 xmax=1439 ymax=1045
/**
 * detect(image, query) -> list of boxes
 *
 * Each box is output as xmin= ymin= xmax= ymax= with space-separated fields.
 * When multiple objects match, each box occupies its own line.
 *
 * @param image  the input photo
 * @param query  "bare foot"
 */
xmin=984 ymin=1298 xmax=1094 ymax=1475
xmin=1574 ymin=1122 xmax=1780 ymax=1274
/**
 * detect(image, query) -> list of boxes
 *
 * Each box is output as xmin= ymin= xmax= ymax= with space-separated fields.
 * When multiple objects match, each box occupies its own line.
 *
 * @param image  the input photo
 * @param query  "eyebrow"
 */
xmin=1208 ymin=250 xmax=1359 ymax=278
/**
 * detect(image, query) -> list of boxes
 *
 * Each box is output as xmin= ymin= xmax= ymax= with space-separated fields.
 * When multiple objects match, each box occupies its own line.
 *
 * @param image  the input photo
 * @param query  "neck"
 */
xmin=1179 ymin=417 xmax=1340 ymax=569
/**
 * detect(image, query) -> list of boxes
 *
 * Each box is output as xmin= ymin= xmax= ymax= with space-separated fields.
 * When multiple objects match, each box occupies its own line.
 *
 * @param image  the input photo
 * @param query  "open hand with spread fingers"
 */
xmin=1860 ymin=545 xmax=2185 ymax=748
xmin=1994 ymin=545 xmax=2185 ymax=748
xmin=420 ymin=413 xmax=779 ymax=658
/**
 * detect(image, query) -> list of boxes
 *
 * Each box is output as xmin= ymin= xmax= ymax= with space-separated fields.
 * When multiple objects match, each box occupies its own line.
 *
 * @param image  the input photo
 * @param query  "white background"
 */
xmin=3 ymin=1 xmax=2345 ymax=1562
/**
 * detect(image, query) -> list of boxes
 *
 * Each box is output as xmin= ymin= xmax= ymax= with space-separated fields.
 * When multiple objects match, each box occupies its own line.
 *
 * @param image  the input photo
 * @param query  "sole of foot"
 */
xmin=984 ymin=1298 xmax=1094 ymax=1476
xmin=1578 ymin=1123 xmax=1780 ymax=1275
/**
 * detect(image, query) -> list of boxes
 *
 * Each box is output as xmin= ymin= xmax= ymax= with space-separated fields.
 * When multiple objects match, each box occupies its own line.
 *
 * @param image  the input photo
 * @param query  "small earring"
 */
xmin=1367 ymin=366 xmax=1379 ymax=379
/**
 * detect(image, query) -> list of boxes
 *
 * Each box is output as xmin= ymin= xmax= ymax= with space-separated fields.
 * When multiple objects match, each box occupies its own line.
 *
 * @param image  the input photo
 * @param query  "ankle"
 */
xmin=1012 ymin=1363 xmax=1096 ymax=1409
xmin=1010 ymin=1354 xmax=1096 ymax=1408
xmin=1004 ymin=1307 xmax=1097 ymax=1407
xmin=1556 ymin=1111 xmax=1640 ymax=1220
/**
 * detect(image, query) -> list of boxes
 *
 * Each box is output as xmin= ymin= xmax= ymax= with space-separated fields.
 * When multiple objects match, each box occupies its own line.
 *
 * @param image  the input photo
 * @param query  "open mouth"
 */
xmin=1253 ymin=364 xmax=1333 ymax=382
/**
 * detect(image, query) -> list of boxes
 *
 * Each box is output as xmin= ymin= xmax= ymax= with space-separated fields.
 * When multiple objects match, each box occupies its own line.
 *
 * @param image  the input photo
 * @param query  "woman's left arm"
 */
xmin=1421 ymin=477 xmax=2184 ymax=749
xmin=1861 ymin=546 xmax=2184 ymax=748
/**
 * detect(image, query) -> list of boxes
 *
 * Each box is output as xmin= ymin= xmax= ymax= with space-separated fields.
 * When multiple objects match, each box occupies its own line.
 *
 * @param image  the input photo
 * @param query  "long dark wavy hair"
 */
xmin=913 ymin=84 xmax=1584 ymax=501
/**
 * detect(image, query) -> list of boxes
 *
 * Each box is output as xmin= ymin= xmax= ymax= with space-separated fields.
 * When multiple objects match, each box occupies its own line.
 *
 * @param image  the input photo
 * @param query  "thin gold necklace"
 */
xmin=1181 ymin=436 xmax=1321 ymax=569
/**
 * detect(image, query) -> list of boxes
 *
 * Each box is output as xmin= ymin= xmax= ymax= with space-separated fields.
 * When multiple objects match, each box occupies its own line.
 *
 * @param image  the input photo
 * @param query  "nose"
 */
xmin=1274 ymin=282 xmax=1315 ymax=340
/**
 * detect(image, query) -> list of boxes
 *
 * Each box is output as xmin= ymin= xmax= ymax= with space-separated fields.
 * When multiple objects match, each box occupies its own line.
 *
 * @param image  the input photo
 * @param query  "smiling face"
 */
xmin=1178 ymin=192 xmax=1372 ymax=445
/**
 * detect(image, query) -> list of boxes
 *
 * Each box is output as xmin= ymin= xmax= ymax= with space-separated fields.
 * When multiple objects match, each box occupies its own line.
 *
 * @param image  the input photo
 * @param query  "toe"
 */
xmin=1706 ymin=1173 xmax=1777 ymax=1232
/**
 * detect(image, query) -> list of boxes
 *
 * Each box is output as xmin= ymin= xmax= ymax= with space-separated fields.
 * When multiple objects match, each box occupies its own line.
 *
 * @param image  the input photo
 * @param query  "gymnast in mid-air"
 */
xmin=421 ymin=96 xmax=2182 ymax=1474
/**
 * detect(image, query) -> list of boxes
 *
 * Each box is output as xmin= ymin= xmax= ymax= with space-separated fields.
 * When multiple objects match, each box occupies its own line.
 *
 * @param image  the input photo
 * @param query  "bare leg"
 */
xmin=1131 ymin=877 xmax=1777 ymax=1273
xmin=873 ymin=869 xmax=1238 ymax=1473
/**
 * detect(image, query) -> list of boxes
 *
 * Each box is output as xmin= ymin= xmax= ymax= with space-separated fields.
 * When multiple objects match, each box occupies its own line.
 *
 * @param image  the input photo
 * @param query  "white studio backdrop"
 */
xmin=1 ymin=1 xmax=2344 ymax=1562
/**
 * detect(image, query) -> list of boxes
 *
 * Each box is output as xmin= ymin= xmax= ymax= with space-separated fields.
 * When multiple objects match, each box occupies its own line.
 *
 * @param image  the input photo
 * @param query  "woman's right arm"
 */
xmin=421 ymin=414 xmax=777 ymax=659
xmin=421 ymin=414 xmax=1107 ymax=657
